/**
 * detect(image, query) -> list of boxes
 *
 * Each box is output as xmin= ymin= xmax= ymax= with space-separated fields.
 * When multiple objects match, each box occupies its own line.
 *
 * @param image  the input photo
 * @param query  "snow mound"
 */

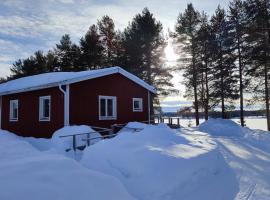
xmin=199 ymin=118 xmax=245 ymax=137
xmin=81 ymin=123 xmax=238 ymax=200
xmin=51 ymin=125 xmax=102 ymax=152
xmin=117 ymin=122 xmax=152 ymax=134
xmin=0 ymin=129 xmax=135 ymax=200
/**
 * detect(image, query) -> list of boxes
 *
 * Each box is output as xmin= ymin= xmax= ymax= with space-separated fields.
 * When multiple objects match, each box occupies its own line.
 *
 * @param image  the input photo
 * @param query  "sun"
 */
xmin=164 ymin=38 xmax=178 ymax=63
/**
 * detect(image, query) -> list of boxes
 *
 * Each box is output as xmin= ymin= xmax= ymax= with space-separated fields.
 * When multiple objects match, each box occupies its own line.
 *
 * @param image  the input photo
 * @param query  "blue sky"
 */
xmin=0 ymin=0 xmax=231 ymax=111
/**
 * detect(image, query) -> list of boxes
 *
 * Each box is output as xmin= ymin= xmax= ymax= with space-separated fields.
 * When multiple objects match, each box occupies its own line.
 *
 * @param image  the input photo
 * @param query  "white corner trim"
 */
xmin=98 ymin=95 xmax=117 ymax=120
xmin=39 ymin=96 xmax=51 ymax=122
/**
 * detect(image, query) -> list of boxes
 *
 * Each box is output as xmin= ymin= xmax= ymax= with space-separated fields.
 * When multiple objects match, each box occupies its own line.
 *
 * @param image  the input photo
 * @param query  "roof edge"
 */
xmin=0 ymin=67 xmax=156 ymax=95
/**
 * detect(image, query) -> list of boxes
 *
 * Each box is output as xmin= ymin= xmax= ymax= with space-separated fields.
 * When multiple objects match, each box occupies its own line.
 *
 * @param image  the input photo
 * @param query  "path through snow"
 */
xmin=182 ymin=126 xmax=270 ymax=200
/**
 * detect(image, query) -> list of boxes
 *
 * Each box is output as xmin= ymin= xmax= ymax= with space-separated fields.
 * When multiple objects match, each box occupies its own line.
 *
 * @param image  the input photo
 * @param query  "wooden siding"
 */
xmin=69 ymin=74 xmax=149 ymax=128
xmin=1 ymin=73 xmax=149 ymax=138
xmin=1 ymin=87 xmax=64 ymax=138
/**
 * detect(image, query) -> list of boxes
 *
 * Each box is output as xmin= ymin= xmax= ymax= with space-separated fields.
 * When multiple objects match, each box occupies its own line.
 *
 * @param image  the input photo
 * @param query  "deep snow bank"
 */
xmin=81 ymin=122 xmax=238 ymax=200
xmin=199 ymin=118 xmax=245 ymax=137
xmin=0 ymin=130 xmax=135 ymax=200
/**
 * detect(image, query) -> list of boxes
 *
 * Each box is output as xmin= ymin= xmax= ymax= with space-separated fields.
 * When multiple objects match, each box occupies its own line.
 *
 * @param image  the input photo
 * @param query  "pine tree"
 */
xmin=245 ymin=0 xmax=270 ymax=130
xmin=80 ymin=25 xmax=104 ymax=70
xmin=227 ymin=0 xmax=249 ymax=126
xmin=97 ymin=15 xmax=118 ymax=66
xmin=210 ymin=6 xmax=239 ymax=118
xmin=175 ymin=3 xmax=201 ymax=125
xmin=10 ymin=51 xmax=49 ymax=79
xmin=55 ymin=34 xmax=82 ymax=71
xmin=195 ymin=12 xmax=215 ymax=120
xmin=122 ymin=8 xmax=175 ymax=114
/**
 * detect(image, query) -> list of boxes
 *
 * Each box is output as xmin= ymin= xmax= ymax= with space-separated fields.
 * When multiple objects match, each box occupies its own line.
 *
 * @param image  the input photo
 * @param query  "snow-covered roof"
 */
xmin=0 ymin=67 xmax=156 ymax=95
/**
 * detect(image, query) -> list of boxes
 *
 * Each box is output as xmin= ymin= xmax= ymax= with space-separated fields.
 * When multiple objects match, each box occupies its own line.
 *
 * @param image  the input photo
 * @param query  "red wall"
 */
xmin=1 ymin=73 xmax=150 ymax=138
xmin=1 ymin=87 xmax=64 ymax=138
xmin=70 ymin=74 xmax=149 ymax=128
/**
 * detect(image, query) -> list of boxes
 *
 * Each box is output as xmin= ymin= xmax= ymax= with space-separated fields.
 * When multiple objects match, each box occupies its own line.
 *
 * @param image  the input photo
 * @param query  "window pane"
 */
xmin=134 ymin=100 xmax=140 ymax=109
xmin=107 ymin=99 xmax=113 ymax=116
xmin=44 ymin=99 xmax=50 ymax=118
xmin=100 ymin=99 xmax=106 ymax=116
xmin=13 ymin=107 xmax=17 ymax=119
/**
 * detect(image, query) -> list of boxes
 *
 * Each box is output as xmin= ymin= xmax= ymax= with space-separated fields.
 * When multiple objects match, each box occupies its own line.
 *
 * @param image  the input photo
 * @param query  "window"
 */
xmin=133 ymin=98 xmax=143 ymax=112
xmin=99 ymin=96 xmax=117 ymax=120
xmin=39 ymin=96 xmax=51 ymax=121
xmin=9 ymin=100 xmax=18 ymax=121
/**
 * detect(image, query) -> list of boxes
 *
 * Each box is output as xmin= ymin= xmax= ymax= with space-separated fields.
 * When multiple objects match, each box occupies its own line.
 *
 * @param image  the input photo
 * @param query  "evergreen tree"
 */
xmin=195 ymin=12 xmax=215 ymax=120
xmin=46 ymin=50 xmax=59 ymax=72
xmin=245 ymin=0 xmax=270 ymax=130
xmin=210 ymin=6 xmax=239 ymax=118
xmin=97 ymin=15 xmax=118 ymax=66
xmin=227 ymin=0 xmax=249 ymax=126
xmin=175 ymin=3 xmax=201 ymax=125
xmin=122 ymin=8 xmax=175 ymax=96
xmin=80 ymin=25 xmax=104 ymax=70
xmin=10 ymin=51 xmax=49 ymax=79
xmin=55 ymin=34 xmax=82 ymax=71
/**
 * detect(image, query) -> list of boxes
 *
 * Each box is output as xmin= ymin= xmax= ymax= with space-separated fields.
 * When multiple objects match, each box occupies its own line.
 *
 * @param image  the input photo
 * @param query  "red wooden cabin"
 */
xmin=0 ymin=67 xmax=156 ymax=138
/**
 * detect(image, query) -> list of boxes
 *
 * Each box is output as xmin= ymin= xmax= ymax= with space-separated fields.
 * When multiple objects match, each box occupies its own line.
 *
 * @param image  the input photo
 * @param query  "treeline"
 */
xmin=166 ymin=110 xmax=266 ymax=119
xmin=174 ymin=0 xmax=270 ymax=130
xmin=8 ymin=8 xmax=176 ymax=100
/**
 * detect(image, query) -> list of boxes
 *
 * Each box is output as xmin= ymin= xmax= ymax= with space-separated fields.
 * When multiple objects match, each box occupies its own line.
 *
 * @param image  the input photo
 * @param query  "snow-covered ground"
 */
xmin=164 ymin=117 xmax=268 ymax=131
xmin=0 ymin=120 xmax=269 ymax=199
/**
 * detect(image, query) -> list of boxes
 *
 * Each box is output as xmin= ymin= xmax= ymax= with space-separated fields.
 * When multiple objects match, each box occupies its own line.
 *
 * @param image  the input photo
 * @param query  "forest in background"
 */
xmin=2 ymin=0 xmax=270 ymax=130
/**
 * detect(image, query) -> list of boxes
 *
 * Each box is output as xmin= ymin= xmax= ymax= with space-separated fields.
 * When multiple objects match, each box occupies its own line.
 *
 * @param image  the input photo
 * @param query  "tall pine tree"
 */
xmin=98 ymin=15 xmax=118 ymax=66
xmin=80 ymin=25 xmax=104 ymax=70
xmin=245 ymin=0 xmax=270 ymax=130
xmin=55 ymin=34 xmax=82 ymax=71
xmin=227 ymin=0 xmax=249 ymax=126
xmin=210 ymin=6 xmax=239 ymax=118
xmin=175 ymin=3 xmax=201 ymax=125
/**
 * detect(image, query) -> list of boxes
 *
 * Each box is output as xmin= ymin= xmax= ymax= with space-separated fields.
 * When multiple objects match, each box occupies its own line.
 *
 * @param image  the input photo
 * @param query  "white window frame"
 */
xmin=9 ymin=99 xmax=18 ymax=122
xmin=39 ymin=96 xmax=51 ymax=121
xmin=99 ymin=96 xmax=117 ymax=120
xmin=133 ymin=98 xmax=143 ymax=112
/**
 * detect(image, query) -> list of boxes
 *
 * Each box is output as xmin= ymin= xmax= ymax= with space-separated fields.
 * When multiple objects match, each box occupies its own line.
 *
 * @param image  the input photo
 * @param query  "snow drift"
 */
xmin=199 ymin=118 xmax=245 ymax=137
xmin=51 ymin=125 xmax=101 ymax=152
xmin=81 ymin=122 xmax=238 ymax=200
xmin=0 ymin=130 xmax=135 ymax=200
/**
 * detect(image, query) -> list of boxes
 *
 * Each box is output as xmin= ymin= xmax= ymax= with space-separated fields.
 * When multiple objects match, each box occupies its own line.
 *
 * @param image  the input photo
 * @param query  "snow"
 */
xmin=198 ymin=118 xmax=270 ymax=199
xmin=198 ymin=118 xmax=245 ymax=137
xmin=1 ymin=119 xmax=270 ymax=200
xmin=0 ymin=129 xmax=135 ymax=200
xmin=0 ymin=66 xmax=155 ymax=95
xmin=81 ymin=122 xmax=238 ymax=200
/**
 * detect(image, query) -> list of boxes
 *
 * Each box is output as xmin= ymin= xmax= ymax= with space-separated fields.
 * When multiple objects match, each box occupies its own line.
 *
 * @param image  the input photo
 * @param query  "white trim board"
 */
xmin=0 ymin=67 xmax=156 ymax=96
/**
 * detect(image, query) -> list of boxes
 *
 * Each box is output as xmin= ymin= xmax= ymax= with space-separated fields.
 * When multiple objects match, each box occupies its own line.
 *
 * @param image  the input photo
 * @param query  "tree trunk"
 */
xmin=237 ymin=36 xmax=244 ymax=126
xmin=192 ymin=41 xmax=199 ymax=126
xmin=264 ymin=63 xmax=270 ymax=131
xmin=204 ymin=59 xmax=209 ymax=120
xmin=220 ymin=52 xmax=225 ymax=119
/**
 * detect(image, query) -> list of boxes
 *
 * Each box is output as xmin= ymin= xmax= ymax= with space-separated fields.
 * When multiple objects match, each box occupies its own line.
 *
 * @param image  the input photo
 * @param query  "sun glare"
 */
xmin=165 ymin=39 xmax=178 ymax=63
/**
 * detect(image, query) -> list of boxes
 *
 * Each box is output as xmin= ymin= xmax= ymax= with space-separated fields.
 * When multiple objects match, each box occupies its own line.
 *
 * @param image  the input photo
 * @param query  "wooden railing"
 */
xmin=154 ymin=116 xmax=181 ymax=128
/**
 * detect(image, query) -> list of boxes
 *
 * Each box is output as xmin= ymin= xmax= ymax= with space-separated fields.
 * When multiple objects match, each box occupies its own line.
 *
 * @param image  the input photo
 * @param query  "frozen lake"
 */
xmin=161 ymin=117 xmax=269 ymax=131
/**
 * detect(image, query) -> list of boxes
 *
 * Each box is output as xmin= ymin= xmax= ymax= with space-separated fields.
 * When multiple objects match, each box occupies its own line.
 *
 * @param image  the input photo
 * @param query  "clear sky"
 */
xmin=0 ymin=0 xmax=232 ymax=111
